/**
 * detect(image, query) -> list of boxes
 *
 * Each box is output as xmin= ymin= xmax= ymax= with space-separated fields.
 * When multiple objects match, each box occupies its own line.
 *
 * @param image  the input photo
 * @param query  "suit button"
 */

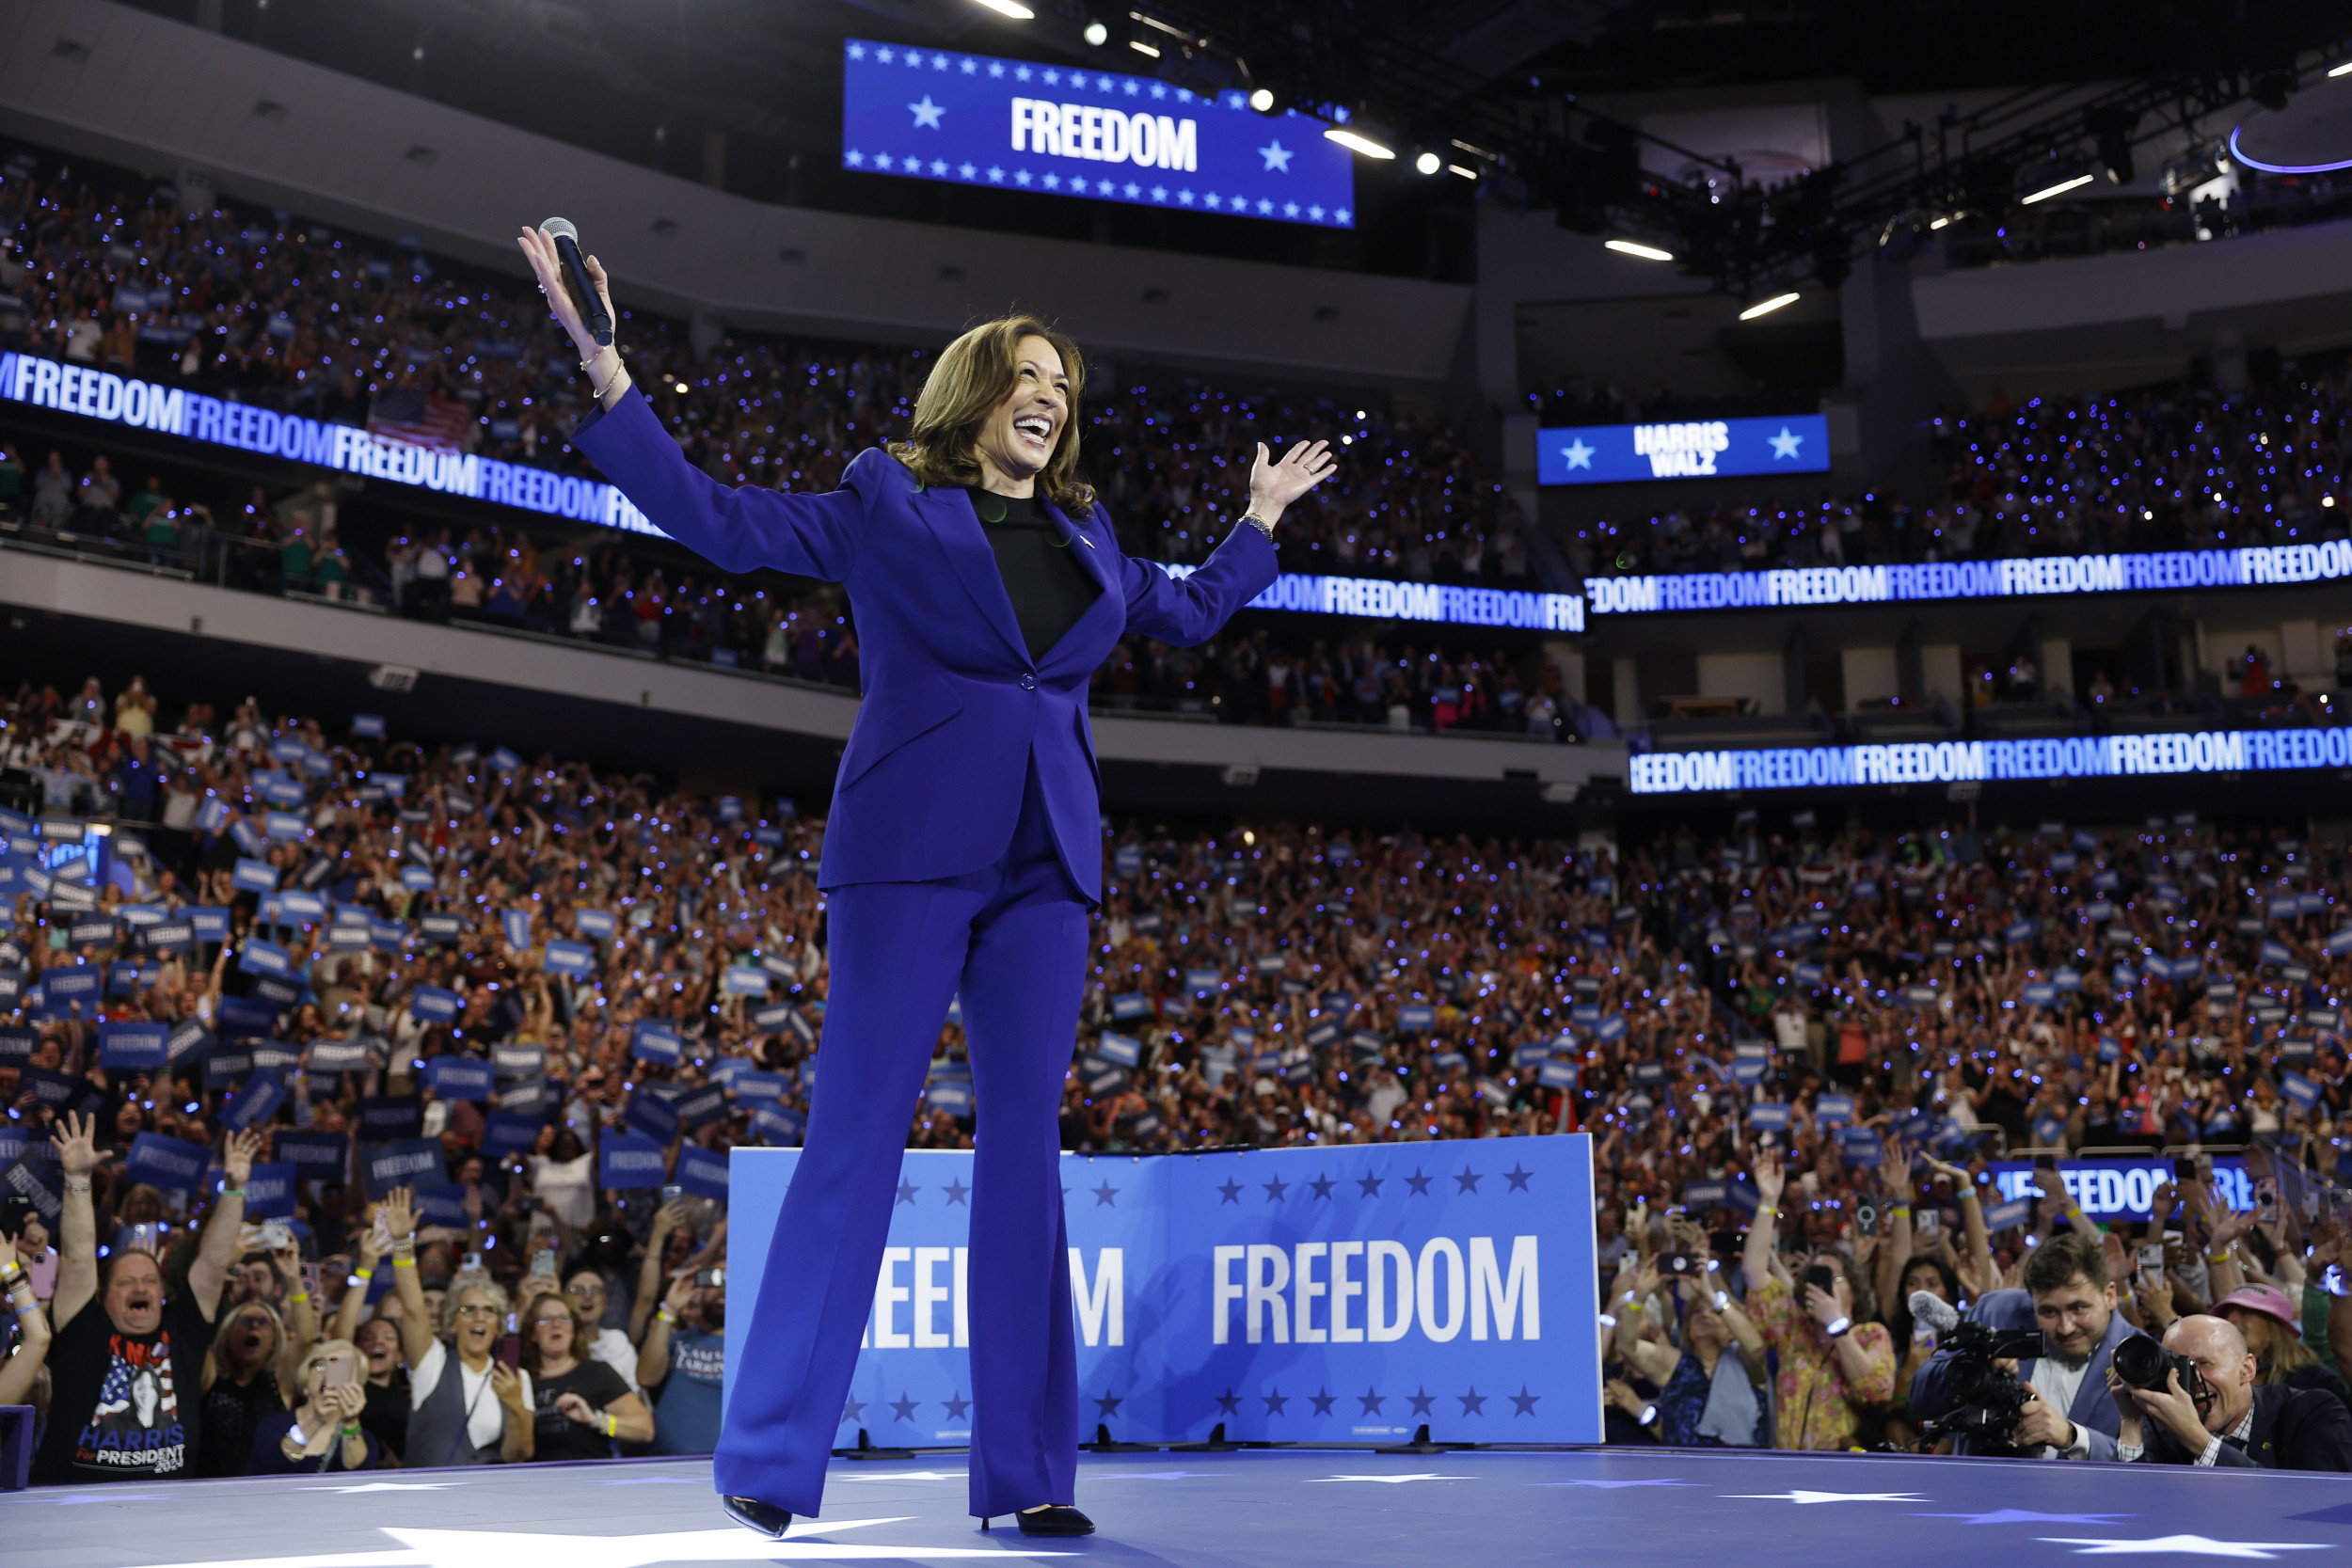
xmin=1020 ymin=673 xmax=1037 ymax=690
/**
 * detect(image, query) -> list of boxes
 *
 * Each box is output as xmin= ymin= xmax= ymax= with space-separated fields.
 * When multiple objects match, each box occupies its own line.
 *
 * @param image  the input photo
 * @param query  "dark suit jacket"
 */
xmin=571 ymin=388 xmax=1277 ymax=900
xmin=1909 ymin=1287 xmax=2145 ymax=1459
xmin=2138 ymin=1381 xmax=2352 ymax=1471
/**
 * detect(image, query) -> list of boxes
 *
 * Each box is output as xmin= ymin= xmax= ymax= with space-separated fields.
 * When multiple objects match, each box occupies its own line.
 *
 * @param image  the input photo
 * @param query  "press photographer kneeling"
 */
xmin=2107 ymin=1314 xmax=2352 ymax=1470
xmin=1910 ymin=1232 xmax=2146 ymax=1459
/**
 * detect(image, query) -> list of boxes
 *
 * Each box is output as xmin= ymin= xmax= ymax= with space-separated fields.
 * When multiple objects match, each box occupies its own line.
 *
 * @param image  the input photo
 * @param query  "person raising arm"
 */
xmin=0 ymin=1230 xmax=52 ymax=1406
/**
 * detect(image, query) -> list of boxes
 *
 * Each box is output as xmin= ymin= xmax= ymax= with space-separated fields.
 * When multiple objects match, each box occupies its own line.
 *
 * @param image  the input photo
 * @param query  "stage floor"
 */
xmin=11 ymin=1447 xmax=2352 ymax=1566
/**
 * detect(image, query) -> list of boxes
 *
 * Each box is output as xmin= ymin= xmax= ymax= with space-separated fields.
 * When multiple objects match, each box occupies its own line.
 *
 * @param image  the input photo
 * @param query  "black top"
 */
xmin=964 ymin=487 xmax=1101 ymax=660
xmin=33 ymin=1291 xmax=218 ymax=1483
xmin=530 ymin=1358 xmax=635 ymax=1463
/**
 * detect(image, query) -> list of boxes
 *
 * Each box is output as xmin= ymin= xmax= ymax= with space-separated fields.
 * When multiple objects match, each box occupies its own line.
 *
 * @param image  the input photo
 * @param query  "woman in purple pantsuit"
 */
xmin=518 ymin=229 xmax=1333 ymax=1538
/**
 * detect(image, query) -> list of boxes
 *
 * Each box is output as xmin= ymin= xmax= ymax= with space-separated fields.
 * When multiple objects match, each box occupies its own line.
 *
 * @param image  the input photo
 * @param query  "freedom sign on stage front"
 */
xmin=725 ymin=1135 xmax=1600 ymax=1446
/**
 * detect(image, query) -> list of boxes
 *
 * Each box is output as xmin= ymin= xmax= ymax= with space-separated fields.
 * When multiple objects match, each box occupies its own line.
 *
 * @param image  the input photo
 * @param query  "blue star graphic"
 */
xmin=961 ymin=57 xmax=977 ymax=74
xmin=1562 ymin=438 xmax=1596 ymax=469
xmin=1015 ymin=169 xmax=1033 ymax=185
xmin=1217 ymin=1179 xmax=1244 ymax=1204
xmin=1770 ymin=425 xmax=1805 ymax=459
xmin=1510 ymin=1386 xmax=1541 ymax=1417
xmin=908 ymin=53 xmax=928 ymax=70
xmin=1216 ymin=1387 xmax=1242 ymax=1416
xmin=876 ymin=46 xmax=895 ymax=64
xmin=930 ymin=159 xmax=949 ymax=176
xmin=895 ymin=1179 xmax=919 ymax=1205
xmin=1203 ymin=191 xmax=1220 ymax=208
xmin=846 ymin=42 xmax=866 ymax=60
xmin=1405 ymin=1169 xmax=1433 ymax=1196
xmin=1177 ymin=188 xmax=1195 ymax=204
xmin=1092 ymin=1181 xmax=1120 ymax=1207
xmin=1096 ymin=1390 xmax=1124 ymax=1418
xmin=943 ymin=1390 xmax=972 ymax=1420
xmin=1151 ymin=184 xmax=1168 ymax=200
xmin=1263 ymin=1177 xmax=1289 ymax=1201
xmin=874 ymin=153 xmax=894 ymax=170
xmin=1257 ymin=198 xmax=1275 ymax=214
xmin=989 ymin=61 xmax=1006 ymax=78
xmin=889 ymin=1393 xmax=920 ymax=1421
xmin=1014 ymin=64 xmax=1031 ymax=82
xmin=1044 ymin=173 xmax=1061 ymax=189
xmin=1334 ymin=207 xmax=1352 ymax=223
xmin=1357 ymin=1172 xmax=1385 ymax=1197
xmin=1504 ymin=1164 xmax=1534 ymax=1192
xmin=1263 ymin=1388 xmax=1288 ymax=1416
xmin=844 ymin=150 xmax=865 ymax=166
xmin=1310 ymin=1388 xmax=1337 ymax=1416
xmin=987 ymin=166 xmax=1006 ymax=182
xmin=1454 ymin=1166 xmax=1483 ymax=1195
xmin=958 ymin=163 xmax=977 ymax=180
xmin=1283 ymin=201 xmax=1300 ymax=217
xmin=1358 ymin=1388 xmax=1386 ymax=1416
xmin=1259 ymin=139 xmax=1295 ymax=173
xmin=1042 ymin=69 xmax=1060 ymax=86
xmin=1122 ymin=79 xmax=1139 ymax=95
xmin=930 ymin=54 xmax=947 ymax=70
xmin=1123 ymin=182 xmax=1141 ymax=198
xmin=842 ymin=1398 xmax=865 ymax=1423
xmin=1151 ymin=83 xmax=1168 ymax=99
xmin=1310 ymin=1173 xmax=1336 ymax=1198
xmin=1095 ymin=178 xmax=1113 ymax=195
xmin=1458 ymin=1387 xmax=1487 ymax=1417
xmin=1406 ymin=1387 xmax=1437 ymax=1417
xmin=1307 ymin=203 xmax=1325 ymax=220
xmin=1915 ymin=1512 xmax=2137 ymax=1527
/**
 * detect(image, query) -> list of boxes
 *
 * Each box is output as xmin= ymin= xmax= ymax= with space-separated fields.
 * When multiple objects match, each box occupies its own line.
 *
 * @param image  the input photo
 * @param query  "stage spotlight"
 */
xmin=1739 ymin=293 xmax=1800 ymax=320
xmin=1130 ymin=40 xmax=1160 ymax=56
xmin=1327 ymin=125 xmax=1396 ymax=160
xmin=970 ymin=0 xmax=1034 ymax=17
xmin=1414 ymin=150 xmax=1442 ymax=175
xmin=1083 ymin=19 xmax=1107 ymax=45
xmin=1249 ymin=87 xmax=1277 ymax=113
xmin=2021 ymin=171 xmax=2093 ymax=204
xmin=1447 ymin=163 xmax=1478 ymax=180
xmin=1603 ymin=237 xmax=1674 ymax=261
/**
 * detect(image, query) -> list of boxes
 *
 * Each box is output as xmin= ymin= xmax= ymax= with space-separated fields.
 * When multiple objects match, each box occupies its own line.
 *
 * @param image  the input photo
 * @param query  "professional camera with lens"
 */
xmin=2112 ymin=1336 xmax=2204 ymax=1398
xmin=1917 ymin=1321 xmax=2047 ymax=1454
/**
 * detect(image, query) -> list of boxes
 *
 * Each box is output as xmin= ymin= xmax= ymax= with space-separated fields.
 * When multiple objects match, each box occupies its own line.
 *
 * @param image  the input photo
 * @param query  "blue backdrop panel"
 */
xmin=1536 ymin=413 xmax=1830 ymax=485
xmin=725 ymin=1135 xmax=1598 ymax=1447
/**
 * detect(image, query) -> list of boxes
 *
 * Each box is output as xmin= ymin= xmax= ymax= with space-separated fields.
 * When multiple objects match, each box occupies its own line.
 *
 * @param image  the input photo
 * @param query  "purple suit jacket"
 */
xmin=570 ymin=387 xmax=1278 ymax=901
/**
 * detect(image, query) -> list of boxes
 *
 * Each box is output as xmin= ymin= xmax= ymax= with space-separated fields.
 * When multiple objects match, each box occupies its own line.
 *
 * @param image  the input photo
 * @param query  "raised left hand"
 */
xmin=1245 ymin=439 xmax=1337 ymax=524
xmin=223 ymin=1127 xmax=262 ymax=1189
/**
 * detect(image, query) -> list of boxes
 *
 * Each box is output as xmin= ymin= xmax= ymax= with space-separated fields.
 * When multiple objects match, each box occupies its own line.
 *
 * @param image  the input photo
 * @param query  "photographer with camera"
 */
xmin=2108 ymin=1313 xmax=2352 ymax=1470
xmin=1910 ymin=1229 xmax=2146 ymax=1458
xmin=1741 ymin=1148 xmax=1896 ymax=1449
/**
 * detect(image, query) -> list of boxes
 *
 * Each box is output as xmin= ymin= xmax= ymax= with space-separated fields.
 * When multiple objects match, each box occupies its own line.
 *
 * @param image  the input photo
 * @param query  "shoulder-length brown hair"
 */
xmin=887 ymin=314 xmax=1096 ymax=514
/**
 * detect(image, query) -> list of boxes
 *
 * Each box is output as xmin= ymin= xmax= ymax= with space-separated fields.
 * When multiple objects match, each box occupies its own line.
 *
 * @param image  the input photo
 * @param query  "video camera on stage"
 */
xmin=1909 ymin=1291 xmax=2044 ymax=1454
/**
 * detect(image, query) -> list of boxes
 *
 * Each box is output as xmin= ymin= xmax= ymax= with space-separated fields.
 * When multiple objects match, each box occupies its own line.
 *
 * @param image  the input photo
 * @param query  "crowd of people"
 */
xmin=0 ymin=666 xmax=2346 ymax=1471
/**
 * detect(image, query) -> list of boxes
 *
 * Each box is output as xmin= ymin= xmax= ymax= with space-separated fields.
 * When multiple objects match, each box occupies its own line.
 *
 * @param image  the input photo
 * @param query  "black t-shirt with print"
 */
xmin=530 ymin=1359 xmax=633 ymax=1463
xmin=32 ymin=1292 xmax=218 ymax=1483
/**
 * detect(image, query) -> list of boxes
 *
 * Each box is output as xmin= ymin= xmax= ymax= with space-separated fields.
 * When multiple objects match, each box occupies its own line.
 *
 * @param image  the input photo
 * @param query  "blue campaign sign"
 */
xmin=125 ymin=1132 xmax=213 ymax=1194
xmin=274 ymin=1130 xmax=348 ymax=1180
xmin=241 ymin=1162 xmax=297 ymax=1219
xmin=423 ymin=1055 xmax=496 ymax=1101
xmin=1988 ymin=1157 xmax=2254 ymax=1223
xmin=98 ymin=1022 xmax=168 ymax=1070
xmin=726 ymin=1136 xmax=1598 ymax=1447
xmin=482 ymin=1111 xmax=545 ymax=1160
xmin=601 ymin=1132 xmax=669 ymax=1190
xmin=1537 ymin=414 xmax=1830 ymax=486
xmin=840 ymin=39 xmax=1354 ymax=230
xmin=361 ymin=1137 xmax=447 ymax=1198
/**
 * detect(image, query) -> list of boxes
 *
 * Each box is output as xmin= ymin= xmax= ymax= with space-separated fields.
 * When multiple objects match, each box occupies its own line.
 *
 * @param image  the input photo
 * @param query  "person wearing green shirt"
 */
xmin=126 ymin=475 xmax=167 ymax=530
xmin=280 ymin=526 xmax=314 ymax=589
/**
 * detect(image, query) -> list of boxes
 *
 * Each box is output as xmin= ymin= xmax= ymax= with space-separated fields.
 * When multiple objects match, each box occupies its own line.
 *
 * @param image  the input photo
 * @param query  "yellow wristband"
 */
xmin=289 ymin=1291 xmax=310 ymax=1305
xmin=656 ymin=1307 xmax=679 ymax=1325
xmin=393 ymin=1257 xmax=418 ymax=1269
xmin=352 ymin=1268 xmax=374 ymax=1283
xmin=2207 ymin=1250 xmax=2231 ymax=1264
xmin=605 ymin=1414 xmax=618 ymax=1438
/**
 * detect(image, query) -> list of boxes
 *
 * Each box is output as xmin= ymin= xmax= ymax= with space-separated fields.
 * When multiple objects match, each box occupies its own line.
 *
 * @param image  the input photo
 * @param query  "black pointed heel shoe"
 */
xmin=722 ymin=1496 xmax=795 ymax=1538
xmin=990 ymin=1505 xmax=1092 ymax=1536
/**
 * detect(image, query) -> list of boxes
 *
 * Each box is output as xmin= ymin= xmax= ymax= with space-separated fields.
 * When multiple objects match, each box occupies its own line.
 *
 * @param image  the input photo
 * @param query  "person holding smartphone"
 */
xmin=251 ymin=1338 xmax=381 ymax=1475
xmin=640 ymin=1266 xmax=725 ymax=1458
xmin=1739 ymin=1148 xmax=1897 ymax=1449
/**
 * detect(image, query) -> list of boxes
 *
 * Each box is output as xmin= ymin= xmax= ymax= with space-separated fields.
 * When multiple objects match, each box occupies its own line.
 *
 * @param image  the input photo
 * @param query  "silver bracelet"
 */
xmin=1239 ymin=511 xmax=1275 ymax=540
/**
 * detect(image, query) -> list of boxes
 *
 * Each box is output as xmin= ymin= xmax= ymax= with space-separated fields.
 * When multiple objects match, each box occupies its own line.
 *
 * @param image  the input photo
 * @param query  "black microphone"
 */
xmin=537 ymin=216 xmax=612 ymax=347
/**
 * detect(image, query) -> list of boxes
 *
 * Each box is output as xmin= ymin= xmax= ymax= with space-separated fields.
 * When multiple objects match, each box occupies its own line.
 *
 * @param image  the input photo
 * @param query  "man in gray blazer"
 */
xmin=1912 ymin=1231 xmax=2150 ymax=1459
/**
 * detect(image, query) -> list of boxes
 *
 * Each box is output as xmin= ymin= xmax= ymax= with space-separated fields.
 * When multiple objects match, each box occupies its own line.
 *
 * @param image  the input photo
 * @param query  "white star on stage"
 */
xmin=303 ymin=1482 xmax=462 ymax=1494
xmin=1769 ymin=425 xmax=1804 ymax=459
xmin=1306 ymin=1473 xmax=1474 ymax=1484
xmin=908 ymin=96 xmax=946 ymax=129
xmin=1258 ymin=139 xmax=1294 ymax=172
xmin=126 ymin=1518 xmax=1075 ymax=1568
xmin=1724 ymin=1491 xmax=1928 ymax=1505
xmin=2038 ymin=1539 xmax=2331 ymax=1560
xmin=1562 ymin=437 xmax=1596 ymax=468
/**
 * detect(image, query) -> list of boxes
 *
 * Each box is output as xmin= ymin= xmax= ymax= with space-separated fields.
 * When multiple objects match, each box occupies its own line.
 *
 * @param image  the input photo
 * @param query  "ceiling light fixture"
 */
xmin=1447 ymin=163 xmax=1478 ymax=181
xmin=2021 ymin=172 xmax=2094 ymax=204
xmin=1082 ymin=19 xmax=1107 ymax=44
xmin=1739 ymin=293 xmax=1800 ymax=320
xmin=1130 ymin=39 xmax=1159 ymax=56
xmin=1325 ymin=127 xmax=1396 ymax=160
xmin=971 ymin=0 xmax=1034 ymax=18
xmin=1604 ymin=238 xmax=1675 ymax=261
xmin=1248 ymin=87 xmax=1276 ymax=113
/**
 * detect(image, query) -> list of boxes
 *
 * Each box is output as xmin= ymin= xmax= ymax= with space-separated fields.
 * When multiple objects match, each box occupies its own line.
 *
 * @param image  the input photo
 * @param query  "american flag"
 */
xmin=368 ymin=388 xmax=472 ymax=454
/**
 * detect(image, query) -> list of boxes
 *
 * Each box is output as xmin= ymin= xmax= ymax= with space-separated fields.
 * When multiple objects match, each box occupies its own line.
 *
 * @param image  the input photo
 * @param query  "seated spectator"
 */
xmin=2113 ymin=1314 xmax=2352 ymax=1470
xmin=640 ymin=1265 xmax=725 ymax=1456
xmin=380 ymin=1189 xmax=534 ymax=1465
xmin=32 ymin=1117 xmax=263 ymax=1484
xmin=521 ymin=1290 xmax=652 ymax=1461
xmin=1740 ymin=1148 xmax=1896 ymax=1449
xmin=251 ymin=1337 xmax=384 ymax=1475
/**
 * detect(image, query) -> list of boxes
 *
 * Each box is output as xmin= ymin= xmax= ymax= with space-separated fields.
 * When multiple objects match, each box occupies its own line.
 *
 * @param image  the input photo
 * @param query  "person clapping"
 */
xmin=251 ymin=1338 xmax=381 ymax=1475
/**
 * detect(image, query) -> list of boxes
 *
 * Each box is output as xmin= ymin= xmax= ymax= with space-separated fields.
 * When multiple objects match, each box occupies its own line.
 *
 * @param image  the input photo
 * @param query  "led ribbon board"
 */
xmin=1537 ymin=414 xmax=1830 ymax=486
xmin=0 ymin=350 xmax=663 ymax=538
xmin=840 ymin=38 xmax=1356 ymax=228
xmin=1629 ymin=727 xmax=2352 ymax=795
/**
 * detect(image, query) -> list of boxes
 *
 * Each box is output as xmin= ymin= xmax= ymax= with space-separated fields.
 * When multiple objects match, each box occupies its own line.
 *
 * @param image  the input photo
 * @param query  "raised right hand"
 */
xmin=52 ymin=1110 xmax=107 ymax=1178
xmin=1753 ymin=1146 xmax=1786 ymax=1204
xmin=516 ymin=227 xmax=615 ymax=365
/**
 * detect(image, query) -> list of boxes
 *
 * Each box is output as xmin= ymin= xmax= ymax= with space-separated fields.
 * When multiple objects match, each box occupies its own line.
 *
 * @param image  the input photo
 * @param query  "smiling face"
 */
xmin=448 ymin=1284 xmax=502 ymax=1360
xmin=971 ymin=334 xmax=1069 ymax=496
xmin=104 ymin=1251 xmax=167 ymax=1337
xmin=356 ymin=1317 xmax=401 ymax=1378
